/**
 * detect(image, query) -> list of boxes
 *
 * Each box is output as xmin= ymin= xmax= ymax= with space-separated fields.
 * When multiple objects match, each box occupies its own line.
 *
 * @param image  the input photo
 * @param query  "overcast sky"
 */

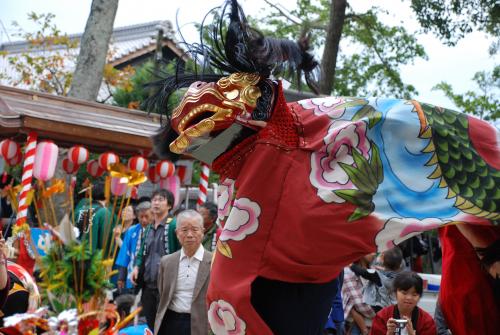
xmin=1 ymin=0 xmax=498 ymax=110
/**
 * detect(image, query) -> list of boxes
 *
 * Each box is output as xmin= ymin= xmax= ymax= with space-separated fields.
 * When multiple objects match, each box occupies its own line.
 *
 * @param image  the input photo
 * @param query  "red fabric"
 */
xmin=370 ymin=305 xmax=436 ymax=335
xmin=209 ymin=94 xmax=384 ymax=334
xmin=439 ymin=225 xmax=500 ymax=335
xmin=16 ymin=237 xmax=35 ymax=275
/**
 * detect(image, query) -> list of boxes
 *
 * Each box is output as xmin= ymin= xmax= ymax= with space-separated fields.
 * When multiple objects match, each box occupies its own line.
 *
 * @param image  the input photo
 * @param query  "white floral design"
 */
xmin=220 ymin=198 xmax=261 ymax=242
xmin=298 ymin=97 xmax=347 ymax=118
xmin=208 ymin=299 xmax=247 ymax=335
xmin=375 ymin=217 xmax=449 ymax=252
xmin=310 ymin=120 xmax=370 ymax=203
xmin=217 ymin=178 xmax=235 ymax=226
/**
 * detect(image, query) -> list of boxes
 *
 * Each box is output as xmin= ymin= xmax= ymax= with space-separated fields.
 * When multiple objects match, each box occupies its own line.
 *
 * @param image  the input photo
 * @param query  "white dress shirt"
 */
xmin=169 ymin=245 xmax=205 ymax=313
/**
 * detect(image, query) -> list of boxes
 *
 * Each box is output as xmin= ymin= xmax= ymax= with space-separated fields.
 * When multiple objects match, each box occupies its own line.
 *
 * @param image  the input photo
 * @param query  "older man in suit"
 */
xmin=154 ymin=209 xmax=212 ymax=335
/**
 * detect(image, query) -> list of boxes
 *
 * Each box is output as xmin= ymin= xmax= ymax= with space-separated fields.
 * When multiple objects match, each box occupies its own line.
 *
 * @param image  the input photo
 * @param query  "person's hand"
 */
xmin=131 ymin=266 xmax=139 ymax=285
xmin=117 ymin=280 xmax=125 ymax=290
xmin=0 ymin=232 xmax=6 ymax=262
xmin=386 ymin=318 xmax=396 ymax=335
xmin=113 ymin=226 xmax=122 ymax=238
xmin=486 ymin=260 xmax=500 ymax=279
xmin=403 ymin=316 xmax=415 ymax=335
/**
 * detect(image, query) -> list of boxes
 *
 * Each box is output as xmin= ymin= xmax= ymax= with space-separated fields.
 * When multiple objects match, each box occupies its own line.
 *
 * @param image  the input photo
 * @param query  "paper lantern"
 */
xmin=86 ymin=159 xmax=105 ymax=178
xmin=6 ymin=149 xmax=22 ymax=166
xmin=98 ymin=152 xmax=119 ymax=170
xmin=62 ymin=158 xmax=79 ymax=174
xmin=128 ymin=156 xmax=149 ymax=173
xmin=33 ymin=141 xmax=59 ymax=181
xmin=110 ymin=176 xmax=127 ymax=196
xmin=68 ymin=145 xmax=89 ymax=165
xmin=0 ymin=139 xmax=20 ymax=160
xmin=156 ymin=160 xmax=175 ymax=179
xmin=147 ymin=165 xmax=160 ymax=184
xmin=159 ymin=175 xmax=180 ymax=207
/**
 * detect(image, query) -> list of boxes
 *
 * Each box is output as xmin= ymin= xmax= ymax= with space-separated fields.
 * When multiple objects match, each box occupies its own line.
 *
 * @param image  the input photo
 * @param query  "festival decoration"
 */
xmin=159 ymin=175 xmax=180 ymax=208
xmin=98 ymin=151 xmax=119 ymax=170
xmin=16 ymin=132 xmax=37 ymax=228
xmin=15 ymin=132 xmax=37 ymax=272
xmin=147 ymin=165 xmax=160 ymax=184
xmin=33 ymin=141 xmax=59 ymax=181
xmin=155 ymin=160 xmax=175 ymax=178
xmin=86 ymin=159 xmax=105 ymax=178
xmin=110 ymin=176 xmax=127 ymax=196
xmin=7 ymin=148 xmax=22 ymax=166
xmin=0 ymin=138 xmax=20 ymax=160
xmin=67 ymin=145 xmax=89 ymax=165
xmin=197 ymin=163 xmax=210 ymax=205
xmin=62 ymin=158 xmax=80 ymax=174
xmin=127 ymin=155 xmax=149 ymax=173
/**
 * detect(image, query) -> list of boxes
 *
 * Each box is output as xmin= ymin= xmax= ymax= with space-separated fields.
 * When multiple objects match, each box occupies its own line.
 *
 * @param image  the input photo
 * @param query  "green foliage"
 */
xmin=334 ymin=141 xmax=384 ymax=222
xmin=1 ymin=12 xmax=77 ymax=95
xmin=410 ymin=0 xmax=499 ymax=49
xmin=113 ymin=61 xmax=156 ymax=109
xmin=256 ymin=0 xmax=426 ymax=97
xmin=433 ymin=65 xmax=499 ymax=121
xmin=113 ymin=60 xmax=189 ymax=114
xmin=40 ymin=241 xmax=113 ymax=313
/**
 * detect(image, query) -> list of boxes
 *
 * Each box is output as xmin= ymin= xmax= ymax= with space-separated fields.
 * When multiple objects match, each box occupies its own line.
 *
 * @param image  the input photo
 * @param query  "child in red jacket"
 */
xmin=370 ymin=271 xmax=436 ymax=335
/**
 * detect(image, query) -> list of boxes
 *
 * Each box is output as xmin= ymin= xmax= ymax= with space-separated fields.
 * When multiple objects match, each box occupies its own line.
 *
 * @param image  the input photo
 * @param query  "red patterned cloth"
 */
xmin=370 ymin=305 xmax=436 ymax=335
xmin=439 ymin=225 xmax=500 ymax=334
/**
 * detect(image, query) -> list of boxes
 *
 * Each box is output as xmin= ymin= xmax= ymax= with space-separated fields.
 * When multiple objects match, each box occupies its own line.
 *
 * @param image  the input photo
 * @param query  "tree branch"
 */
xmin=263 ymin=0 xmax=301 ymax=25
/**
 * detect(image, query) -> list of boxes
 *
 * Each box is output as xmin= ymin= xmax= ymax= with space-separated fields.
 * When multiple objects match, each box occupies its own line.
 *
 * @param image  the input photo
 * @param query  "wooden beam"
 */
xmin=23 ymin=116 xmax=152 ymax=154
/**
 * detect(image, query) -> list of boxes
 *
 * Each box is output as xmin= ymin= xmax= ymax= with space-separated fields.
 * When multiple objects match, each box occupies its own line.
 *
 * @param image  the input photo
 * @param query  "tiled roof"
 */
xmin=0 ymin=20 xmax=184 ymax=89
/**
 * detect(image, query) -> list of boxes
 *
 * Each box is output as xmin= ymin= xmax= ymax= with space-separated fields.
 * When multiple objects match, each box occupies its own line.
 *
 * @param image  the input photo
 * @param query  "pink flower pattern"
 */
xmin=220 ymin=198 xmax=261 ymax=242
xmin=375 ymin=217 xmax=449 ymax=252
xmin=217 ymin=178 xmax=235 ymax=227
xmin=298 ymin=97 xmax=347 ymax=118
xmin=208 ymin=299 xmax=247 ymax=335
xmin=310 ymin=120 xmax=370 ymax=203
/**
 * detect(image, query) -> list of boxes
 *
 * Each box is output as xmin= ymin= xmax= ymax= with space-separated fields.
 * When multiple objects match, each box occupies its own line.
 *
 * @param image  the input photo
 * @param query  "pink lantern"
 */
xmin=62 ymin=158 xmax=79 ymax=174
xmin=6 ymin=149 xmax=22 ymax=166
xmin=0 ymin=139 xmax=20 ymax=160
xmin=156 ymin=160 xmax=175 ymax=179
xmin=159 ymin=175 xmax=180 ymax=207
xmin=86 ymin=159 xmax=105 ymax=178
xmin=68 ymin=145 xmax=89 ymax=165
xmin=110 ymin=176 xmax=127 ymax=196
xmin=98 ymin=152 xmax=119 ymax=170
xmin=128 ymin=156 xmax=149 ymax=173
xmin=33 ymin=141 xmax=59 ymax=181
xmin=147 ymin=165 xmax=160 ymax=184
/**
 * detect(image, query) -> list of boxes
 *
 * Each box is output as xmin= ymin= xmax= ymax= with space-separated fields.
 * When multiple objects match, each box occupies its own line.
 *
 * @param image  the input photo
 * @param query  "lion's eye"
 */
xmin=224 ymin=89 xmax=239 ymax=100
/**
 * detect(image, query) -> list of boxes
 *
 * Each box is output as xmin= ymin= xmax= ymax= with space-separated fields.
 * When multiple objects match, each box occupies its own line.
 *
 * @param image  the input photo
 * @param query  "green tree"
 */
xmin=0 ymin=11 xmax=134 ymax=100
xmin=255 ymin=0 xmax=498 ymax=98
xmin=410 ymin=0 xmax=499 ymax=50
xmin=255 ymin=0 xmax=425 ymax=97
xmin=0 ymin=12 xmax=77 ymax=95
xmin=433 ymin=65 xmax=499 ymax=121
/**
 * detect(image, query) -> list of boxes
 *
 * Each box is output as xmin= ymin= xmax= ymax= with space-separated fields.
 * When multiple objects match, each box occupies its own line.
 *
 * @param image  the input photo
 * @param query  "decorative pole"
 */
xmin=197 ymin=163 xmax=210 ymax=206
xmin=15 ymin=131 xmax=38 ymax=273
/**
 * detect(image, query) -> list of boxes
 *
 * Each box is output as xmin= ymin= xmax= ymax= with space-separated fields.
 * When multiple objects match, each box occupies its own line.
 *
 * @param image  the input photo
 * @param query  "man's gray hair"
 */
xmin=136 ymin=201 xmax=151 ymax=212
xmin=176 ymin=209 xmax=203 ymax=228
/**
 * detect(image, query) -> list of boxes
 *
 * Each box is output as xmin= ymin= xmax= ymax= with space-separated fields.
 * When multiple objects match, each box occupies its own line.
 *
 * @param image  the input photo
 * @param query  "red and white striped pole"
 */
xmin=197 ymin=163 xmax=210 ymax=206
xmin=15 ymin=132 xmax=37 ymax=273
xmin=16 ymin=132 xmax=37 ymax=227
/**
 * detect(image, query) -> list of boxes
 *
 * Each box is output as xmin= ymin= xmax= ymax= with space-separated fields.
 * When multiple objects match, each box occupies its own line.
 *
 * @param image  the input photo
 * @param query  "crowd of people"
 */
xmin=70 ymin=183 xmax=443 ymax=335
xmin=0 ymin=178 xmax=474 ymax=335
